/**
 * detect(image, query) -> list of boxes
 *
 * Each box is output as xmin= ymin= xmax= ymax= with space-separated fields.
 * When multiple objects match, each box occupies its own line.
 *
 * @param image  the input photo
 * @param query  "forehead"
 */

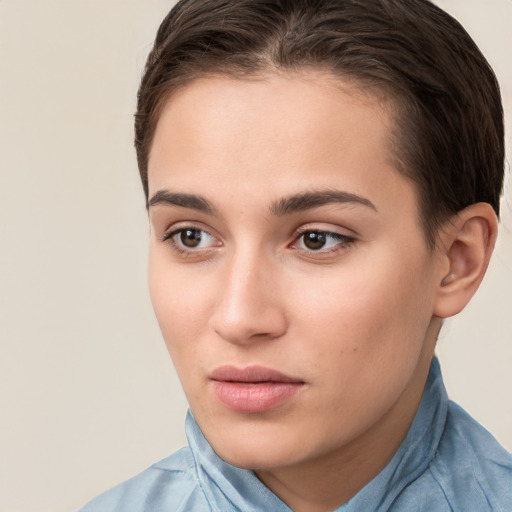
xmin=150 ymin=72 xmax=396 ymax=163
xmin=148 ymin=72 xmax=418 ymax=222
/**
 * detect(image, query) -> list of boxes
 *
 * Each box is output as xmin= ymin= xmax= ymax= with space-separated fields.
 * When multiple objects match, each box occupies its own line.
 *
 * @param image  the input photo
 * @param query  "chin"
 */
xmin=216 ymin=445 xmax=296 ymax=471
xmin=193 ymin=403 xmax=320 ymax=470
xmin=206 ymin=426 xmax=307 ymax=470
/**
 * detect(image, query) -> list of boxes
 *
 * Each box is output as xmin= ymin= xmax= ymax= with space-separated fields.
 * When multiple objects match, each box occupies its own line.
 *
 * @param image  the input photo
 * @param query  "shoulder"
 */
xmin=394 ymin=401 xmax=512 ymax=511
xmin=78 ymin=448 xmax=211 ymax=512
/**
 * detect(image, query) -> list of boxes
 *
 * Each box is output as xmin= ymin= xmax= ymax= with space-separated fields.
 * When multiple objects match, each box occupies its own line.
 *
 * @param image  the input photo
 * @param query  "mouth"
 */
xmin=209 ymin=365 xmax=305 ymax=413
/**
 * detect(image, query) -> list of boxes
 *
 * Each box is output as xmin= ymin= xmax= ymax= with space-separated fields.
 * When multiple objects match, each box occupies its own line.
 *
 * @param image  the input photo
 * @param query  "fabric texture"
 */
xmin=79 ymin=358 xmax=512 ymax=511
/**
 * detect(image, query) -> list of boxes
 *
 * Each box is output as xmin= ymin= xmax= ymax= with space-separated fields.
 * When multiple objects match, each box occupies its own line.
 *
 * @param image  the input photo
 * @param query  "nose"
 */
xmin=208 ymin=250 xmax=288 ymax=345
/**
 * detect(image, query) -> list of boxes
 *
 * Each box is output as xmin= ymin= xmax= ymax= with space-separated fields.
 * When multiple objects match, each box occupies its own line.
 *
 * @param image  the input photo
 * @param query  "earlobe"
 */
xmin=434 ymin=203 xmax=498 ymax=319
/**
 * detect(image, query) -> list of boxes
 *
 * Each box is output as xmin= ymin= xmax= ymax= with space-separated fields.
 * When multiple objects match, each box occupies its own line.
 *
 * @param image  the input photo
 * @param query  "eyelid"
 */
xmin=160 ymin=221 xmax=218 ymax=242
xmin=290 ymin=225 xmax=356 ymax=254
xmin=160 ymin=222 xmax=223 ymax=259
xmin=294 ymin=224 xmax=356 ymax=241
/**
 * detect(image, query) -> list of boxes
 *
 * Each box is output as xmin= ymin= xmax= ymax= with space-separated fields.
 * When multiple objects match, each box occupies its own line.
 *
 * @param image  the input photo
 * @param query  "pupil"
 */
xmin=304 ymin=231 xmax=326 ymax=250
xmin=180 ymin=229 xmax=202 ymax=248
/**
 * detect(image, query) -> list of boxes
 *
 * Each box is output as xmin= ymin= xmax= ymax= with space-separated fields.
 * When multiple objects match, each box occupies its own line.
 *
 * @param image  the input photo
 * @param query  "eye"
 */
xmin=163 ymin=227 xmax=220 ymax=252
xmin=294 ymin=230 xmax=354 ymax=252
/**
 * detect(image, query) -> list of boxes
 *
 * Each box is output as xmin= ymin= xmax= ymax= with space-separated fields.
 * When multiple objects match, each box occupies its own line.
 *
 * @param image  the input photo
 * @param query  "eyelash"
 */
xmin=161 ymin=225 xmax=355 ymax=257
xmin=161 ymin=226 xmax=220 ymax=256
xmin=292 ymin=228 xmax=355 ymax=255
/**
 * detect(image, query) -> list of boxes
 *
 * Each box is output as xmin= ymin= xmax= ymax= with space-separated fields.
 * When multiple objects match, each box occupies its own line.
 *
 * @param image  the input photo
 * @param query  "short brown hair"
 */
xmin=135 ymin=0 xmax=504 ymax=246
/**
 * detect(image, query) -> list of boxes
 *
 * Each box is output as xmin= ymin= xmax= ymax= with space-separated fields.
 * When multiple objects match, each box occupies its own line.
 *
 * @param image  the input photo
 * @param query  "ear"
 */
xmin=434 ymin=203 xmax=498 ymax=319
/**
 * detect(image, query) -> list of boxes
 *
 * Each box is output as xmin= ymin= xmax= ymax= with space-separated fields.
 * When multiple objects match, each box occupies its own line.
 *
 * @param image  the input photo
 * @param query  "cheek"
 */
xmin=289 ymin=257 xmax=435 ymax=425
xmin=148 ymin=258 xmax=217 ymax=413
xmin=292 ymin=250 xmax=435 ymax=362
xmin=148 ymin=251 xmax=209 ymax=361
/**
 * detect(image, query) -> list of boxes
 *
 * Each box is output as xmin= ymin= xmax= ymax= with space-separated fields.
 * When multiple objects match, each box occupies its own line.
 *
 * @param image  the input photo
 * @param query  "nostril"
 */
xmin=209 ymin=308 xmax=287 ymax=345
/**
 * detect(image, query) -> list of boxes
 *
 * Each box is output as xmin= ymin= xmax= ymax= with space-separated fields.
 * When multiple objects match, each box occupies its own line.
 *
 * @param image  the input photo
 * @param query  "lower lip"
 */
xmin=211 ymin=380 xmax=303 ymax=413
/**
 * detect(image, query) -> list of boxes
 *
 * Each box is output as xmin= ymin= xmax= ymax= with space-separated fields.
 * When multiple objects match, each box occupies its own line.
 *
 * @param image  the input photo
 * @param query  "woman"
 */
xmin=81 ymin=0 xmax=512 ymax=510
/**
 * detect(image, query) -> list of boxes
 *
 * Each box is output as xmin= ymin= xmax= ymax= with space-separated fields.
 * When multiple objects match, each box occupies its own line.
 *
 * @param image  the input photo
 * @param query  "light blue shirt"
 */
xmin=80 ymin=358 xmax=512 ymax=511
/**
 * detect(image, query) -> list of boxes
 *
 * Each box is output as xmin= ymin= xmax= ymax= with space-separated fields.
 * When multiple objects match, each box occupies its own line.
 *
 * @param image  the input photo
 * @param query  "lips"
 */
xmin=209 ymin=365 xmax=304 ymax=413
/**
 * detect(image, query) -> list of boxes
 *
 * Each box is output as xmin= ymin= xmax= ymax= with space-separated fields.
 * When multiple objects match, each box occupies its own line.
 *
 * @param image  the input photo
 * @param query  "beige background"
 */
xmin=0 ymin=1 xmax=510 ymax=511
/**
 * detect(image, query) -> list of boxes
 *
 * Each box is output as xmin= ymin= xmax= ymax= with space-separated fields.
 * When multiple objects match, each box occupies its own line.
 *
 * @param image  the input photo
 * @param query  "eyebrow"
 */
xmin=148 ymin=190 xmax=217 ymax=214
xmin=270 ymin=190 xmax=377 ymax=216
xmin=148 ymin=188 xmax=377 ymax=216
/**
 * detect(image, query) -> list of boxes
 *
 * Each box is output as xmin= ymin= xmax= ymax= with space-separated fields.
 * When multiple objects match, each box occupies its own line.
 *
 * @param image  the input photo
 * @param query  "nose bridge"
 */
xmin=209 ymin=243 xmax=286 ymax=344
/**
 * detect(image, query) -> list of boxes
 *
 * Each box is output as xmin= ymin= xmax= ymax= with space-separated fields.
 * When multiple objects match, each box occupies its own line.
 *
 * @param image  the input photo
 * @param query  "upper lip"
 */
xmin=209 ymin=365 xmax=304 ymax=383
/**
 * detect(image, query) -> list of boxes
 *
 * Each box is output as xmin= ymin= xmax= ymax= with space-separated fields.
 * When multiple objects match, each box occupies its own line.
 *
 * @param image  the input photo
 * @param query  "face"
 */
xmin=147 ymin=73 xmax=443 ymax=472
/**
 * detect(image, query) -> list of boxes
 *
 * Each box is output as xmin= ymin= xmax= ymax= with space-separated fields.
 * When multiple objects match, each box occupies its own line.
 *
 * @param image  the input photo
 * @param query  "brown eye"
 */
xmin=302 ymin=231 xmax=327 ymax=250
xmin=295 ymin=230 xmax=354 ymax=253
xmin=180 ymin=229 xmax=203 ymax=248
xmin=164 ymin=226 xmax=220 ymax=253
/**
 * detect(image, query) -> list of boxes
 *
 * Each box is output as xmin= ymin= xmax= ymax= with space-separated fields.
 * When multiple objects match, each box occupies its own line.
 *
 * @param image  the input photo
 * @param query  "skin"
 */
xmin=146 ymin=72 xmax=496 ymax=512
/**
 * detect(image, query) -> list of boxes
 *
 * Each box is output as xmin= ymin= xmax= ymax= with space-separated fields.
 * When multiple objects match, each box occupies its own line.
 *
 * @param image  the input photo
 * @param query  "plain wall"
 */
xmin=0 ymin=1 xmax=510 ymax=511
